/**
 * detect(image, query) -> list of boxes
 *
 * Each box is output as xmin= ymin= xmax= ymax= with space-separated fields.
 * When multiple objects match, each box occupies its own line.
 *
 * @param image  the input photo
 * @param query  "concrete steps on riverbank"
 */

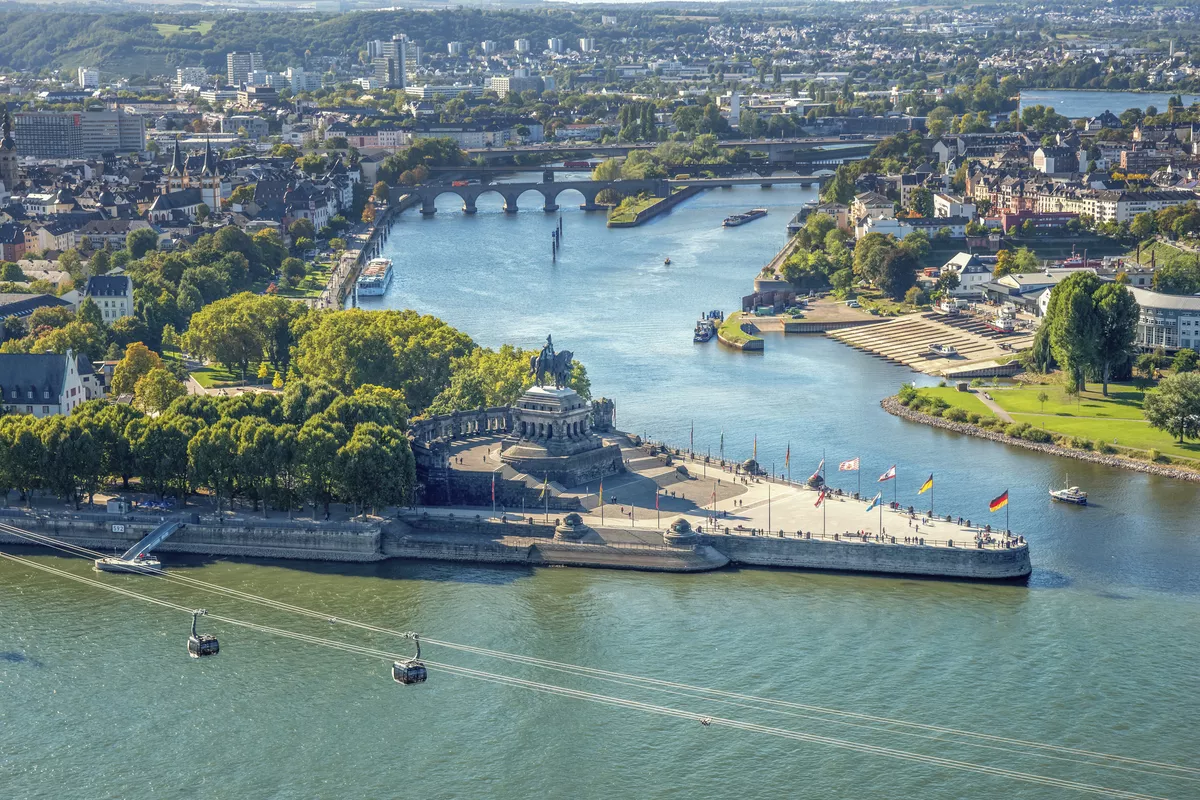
xmin=827 ymin=312 xmax=1033 ymax=376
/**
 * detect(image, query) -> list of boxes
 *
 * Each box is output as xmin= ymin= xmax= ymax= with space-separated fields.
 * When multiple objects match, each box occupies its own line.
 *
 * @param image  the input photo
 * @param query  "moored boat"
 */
xmin=928 ymin=343 xmax=958 ymax=357
xmin=356 ymin=257 xmax=394 ymax=296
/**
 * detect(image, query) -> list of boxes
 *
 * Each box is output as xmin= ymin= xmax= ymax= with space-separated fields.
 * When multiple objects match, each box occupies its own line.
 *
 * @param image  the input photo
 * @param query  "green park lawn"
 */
xmin=911 ymin=386 xmax=995 ymax=416
xmin=154 ymin=20 xmax=214 ymax=37
xmin=189 ymin=364 xmax=240 ymax=389
xmin=988 ymin=383 xmax=1147 ymax=420
xmin=1009 ymin=414 xmax=1200 ymax=461
xmin=607 ymin=195 xmax=664 ymax=225
xmin=913 ymin=381 xmax=1200 ymax=464
xmin=718 ymin=312 xmax=761 ymax=346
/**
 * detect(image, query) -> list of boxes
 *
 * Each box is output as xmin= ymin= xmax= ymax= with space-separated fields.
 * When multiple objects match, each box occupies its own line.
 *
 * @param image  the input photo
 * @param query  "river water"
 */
xmin=1021 ymin=89 xmax=1200 ymax=119
xmin=4 ymin=184 xmax=1199 ymax=798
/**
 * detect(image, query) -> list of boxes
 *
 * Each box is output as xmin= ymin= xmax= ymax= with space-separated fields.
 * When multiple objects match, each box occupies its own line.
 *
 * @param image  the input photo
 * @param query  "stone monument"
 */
xmin=500 ymin=335 xmax=625 ymax=487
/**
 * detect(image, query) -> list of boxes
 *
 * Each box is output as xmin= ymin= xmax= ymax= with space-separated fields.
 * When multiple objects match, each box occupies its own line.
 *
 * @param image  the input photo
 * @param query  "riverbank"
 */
xmin=882 ymin=395 xmax=1200 ymax=483
xmin=607 ymin=185 xmax=705 ymax=227
xmin=717 ymin=311 xmax=764 ymax=350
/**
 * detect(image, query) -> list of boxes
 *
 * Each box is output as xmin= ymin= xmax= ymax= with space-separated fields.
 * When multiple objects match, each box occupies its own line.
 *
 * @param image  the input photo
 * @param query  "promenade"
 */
xmin=441 ymin=435 xmax=1023 ymax=554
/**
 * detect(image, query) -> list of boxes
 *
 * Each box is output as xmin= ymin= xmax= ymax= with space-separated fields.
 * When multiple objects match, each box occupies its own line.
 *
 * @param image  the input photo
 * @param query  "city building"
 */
xmin=940 ymin=252 xmax=994 ymax=297
xmin=0 ymin=351 xmax=100 ymax=417
xmin=488 ymin=75 xmax=544 ymax=99
xmin=370 ymin=34 xmax=407 ymax=89
xmin=1128 ymin=287 xmax=1200 ymax=351
xmin=547 ymin=38 xmax=564 ymax=54
xmin=481 ymin=40 xmax=498 ymax=56
xmin=579 ymin=37 xmax=596 ymax=53
xmin=404 ymin=84 xmax=485 ymax=100
xmin=79 ymin=110 xmax=146 ymax=156
xmin=175 ymin=66 xmax=208 ymax=88
xmin=447 ymin=41 xmax=464 ymax=56
xmin=226 ymin=51 xmax=264 ymax=87
xmin=13 ymin=111 xmax=82 ymax=159
xmin=220 ymin=114 xmax=270 ymax=140
xmin=0 ymin=111 xmax=18 ymax=192
xmin=77 ymin=67 xmax=99 ymax=89
xmin=84 ymin=275 xmax=134 ymax=322
xmin=514 ymin=39 xmax=531 ymax=54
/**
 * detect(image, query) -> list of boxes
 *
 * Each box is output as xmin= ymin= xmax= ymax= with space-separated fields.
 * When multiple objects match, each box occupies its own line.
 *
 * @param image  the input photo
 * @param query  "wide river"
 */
xmin=4 ymin=184 xmax=1199 ymax=799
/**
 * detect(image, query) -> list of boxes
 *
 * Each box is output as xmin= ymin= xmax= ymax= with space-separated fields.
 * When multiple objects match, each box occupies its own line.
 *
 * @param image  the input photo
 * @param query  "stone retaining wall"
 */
xmin=705 ymin=531 xmax=1031 ymax=579
xmin=2 ymin=515 xmax=383 ymax=562
xmin=882 ymin=396 xmax=1200 ymax=483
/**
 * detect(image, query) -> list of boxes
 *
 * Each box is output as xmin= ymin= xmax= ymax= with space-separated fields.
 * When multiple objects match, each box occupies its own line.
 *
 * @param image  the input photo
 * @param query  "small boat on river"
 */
xmin=1050 ymin=475 xmax=1087 ymax=505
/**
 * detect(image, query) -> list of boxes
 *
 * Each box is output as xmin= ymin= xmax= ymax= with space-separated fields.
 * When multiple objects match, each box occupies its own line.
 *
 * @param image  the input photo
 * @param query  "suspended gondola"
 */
xmin=188 ymin=609 xmax=219 ymax=658
xmin=392 ymin=632 xmax=428 ymax=685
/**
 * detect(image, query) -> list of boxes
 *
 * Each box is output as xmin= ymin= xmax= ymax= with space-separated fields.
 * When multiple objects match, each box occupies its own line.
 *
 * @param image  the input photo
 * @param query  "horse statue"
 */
xmin=529 ymin=335 xmax=574 ymax=388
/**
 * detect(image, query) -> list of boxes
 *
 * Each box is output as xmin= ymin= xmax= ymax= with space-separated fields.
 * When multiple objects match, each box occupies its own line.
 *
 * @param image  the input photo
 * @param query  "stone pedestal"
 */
xmin=501 ymin=385 xmax=624 ymax=487
xmin=554 ymin=513 xmax=589 ymax=541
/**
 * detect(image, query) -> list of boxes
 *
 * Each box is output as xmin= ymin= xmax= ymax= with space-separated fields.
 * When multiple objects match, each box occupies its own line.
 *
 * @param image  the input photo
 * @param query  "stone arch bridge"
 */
xmin=407 ymin=178 xmax=668 ymax=215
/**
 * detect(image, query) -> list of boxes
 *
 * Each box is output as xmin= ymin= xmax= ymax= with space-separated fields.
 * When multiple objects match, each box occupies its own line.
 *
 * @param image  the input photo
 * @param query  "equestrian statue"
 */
xmin=529 ymin=334 xmax=574 ymax=389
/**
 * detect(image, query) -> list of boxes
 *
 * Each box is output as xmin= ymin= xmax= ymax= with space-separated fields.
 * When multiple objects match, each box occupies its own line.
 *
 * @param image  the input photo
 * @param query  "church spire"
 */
xmin=200 ymin=136 xmax=217 ymax=176
xmin=169 ymin=136 xmax=185 ymax=176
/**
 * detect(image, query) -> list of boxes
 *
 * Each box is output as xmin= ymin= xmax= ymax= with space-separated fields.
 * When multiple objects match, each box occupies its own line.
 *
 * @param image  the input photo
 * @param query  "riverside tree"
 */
xmin=1143 ymin=372 xmax=1200 ymax=443
xmin=1033 ymin=272 xmax=1138 ymax=395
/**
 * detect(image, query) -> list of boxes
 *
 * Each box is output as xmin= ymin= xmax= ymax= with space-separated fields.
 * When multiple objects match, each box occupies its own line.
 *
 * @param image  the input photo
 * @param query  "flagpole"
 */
xmin=768 ymin=465 xmax=772 ymax=534
xmin=857 ymin=457 xmax=861 ymax=496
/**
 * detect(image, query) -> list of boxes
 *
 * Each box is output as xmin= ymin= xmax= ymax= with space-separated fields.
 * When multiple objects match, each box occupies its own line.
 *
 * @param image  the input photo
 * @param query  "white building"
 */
xmin=84 ymin=275 xmax=134 ymax=322
xmin=1128 ymin=287 xmax=1200 ymax=351
xmin=0 ymin=350 xmax=100 ymax=417
xmin=940 ymin=252 xmax=994 ymax=297
xmin=579 ymin=38 xmax=596 ymax=53
xmin=934 ymin=193 xmax=977 ymax=221
xmin=77 ymin=68 xmax=99 ymax=89
xmin=175 ymin=67 xmax=209 ymax=88
xmin=447 ymin=42 xmax=464 ymax=56
xmin=547 ymin=38 xmax=564 ymax=54
xmin=514 ymin=39 xmax=531 ymax=54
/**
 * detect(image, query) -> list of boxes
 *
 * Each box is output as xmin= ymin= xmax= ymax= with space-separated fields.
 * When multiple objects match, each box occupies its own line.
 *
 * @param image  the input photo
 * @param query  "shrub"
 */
xmin=969 ymin=378 xmax=983 ymax=387
xmin=1097 ymin=442 xmax=1117 ymax=454
xmin=1148 ymin=448 xmax=1168 ymax=463
xmin=944 ymin=407 xmax=968 ymax=422
xmin=1022 ymin=428 xmax=1052 ymax=444
xmin=966 ymin=412 xmax=981 ymax=424
xmin=938 ymin=379 xmax=947 ymax=388
xmin=897 ymin=383 xmax=919 ymax=405
xmin=929 ymin=406 xmax=945 ymax=417
xmin=1005 ymin=422 xmax=1030 ymax=438
xmin=976 ymin=417 xmax=996 ymax=429
xmin=1069 ymin=437 xmax=1093 ymax=450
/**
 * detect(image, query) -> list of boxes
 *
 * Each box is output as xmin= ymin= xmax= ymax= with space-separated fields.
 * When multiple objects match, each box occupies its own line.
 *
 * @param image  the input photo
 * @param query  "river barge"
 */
xmin=723 ymin=208 xmax=768 ymax=227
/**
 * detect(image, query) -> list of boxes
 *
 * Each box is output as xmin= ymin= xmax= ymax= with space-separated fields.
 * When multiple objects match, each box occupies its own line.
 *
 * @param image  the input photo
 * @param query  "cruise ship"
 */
xmin=356 ymin=258 xmax=394 ymax=296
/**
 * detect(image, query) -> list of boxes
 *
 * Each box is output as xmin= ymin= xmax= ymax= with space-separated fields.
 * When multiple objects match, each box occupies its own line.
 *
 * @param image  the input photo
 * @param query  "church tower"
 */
xmin=197 ymin=138 xmax=221 ymax=210
xmin=164 ymin=137 xmax=186 ymax=194
xmin=0 ymin=111 xmax=20 ymax=193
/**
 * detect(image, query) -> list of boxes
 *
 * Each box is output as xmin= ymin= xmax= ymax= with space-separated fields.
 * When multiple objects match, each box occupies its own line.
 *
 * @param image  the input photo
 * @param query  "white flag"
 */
xmin=839 ymin=458 xmax=860 ymax=472
xmin=878 ymin=465 xmax=896 ymax=482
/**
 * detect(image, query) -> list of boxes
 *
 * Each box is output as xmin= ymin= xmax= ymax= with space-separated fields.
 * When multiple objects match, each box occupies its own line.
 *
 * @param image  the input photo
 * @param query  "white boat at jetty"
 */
xmin=928 ymin=343 xmax=958 ymax=357
xmin=356 ymin=257 xmax=394 ymax=296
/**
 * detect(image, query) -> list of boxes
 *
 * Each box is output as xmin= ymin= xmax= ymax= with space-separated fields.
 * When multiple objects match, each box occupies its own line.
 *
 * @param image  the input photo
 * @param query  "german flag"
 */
xmin=989 ymin=490 xmax=1009 ymax=512
xmin=918 ymin=474 xmax=933 ymax=495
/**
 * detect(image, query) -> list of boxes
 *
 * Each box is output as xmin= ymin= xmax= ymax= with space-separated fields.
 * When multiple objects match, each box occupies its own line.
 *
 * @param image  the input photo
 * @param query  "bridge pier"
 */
xmin=503 ymin=196 xmax=519 ymax=214
xmin=462 ymin=198 xmax=477 ymax=214
xmin=420 ymin=202 xmax=437 ymax=216
xmin=543 ymin=202 xmax=559 ymax=213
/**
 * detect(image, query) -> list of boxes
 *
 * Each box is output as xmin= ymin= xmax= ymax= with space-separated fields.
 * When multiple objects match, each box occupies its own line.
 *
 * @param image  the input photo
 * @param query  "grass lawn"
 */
xmin=989 ymin=382 xmax=1147 ymax=419
xmin=608 ymin=195 xmax=664 ymax=225
xmin=1010 ymin=414 xmax=1200 ymax=462
xmin=190 ymin=364 xmax=241 ymax=389
xmin=718 ymin=312 xmax=761 ymax=346
xmin=154 ymin=20 xmax=214 ymax=37
xmin=913 ymin=386 xmax=995 ymax=416
xmin=1126 ymin=239 xmax=1192 ymax=268
xmin=856 ymin=288 xmax=924 ymax=317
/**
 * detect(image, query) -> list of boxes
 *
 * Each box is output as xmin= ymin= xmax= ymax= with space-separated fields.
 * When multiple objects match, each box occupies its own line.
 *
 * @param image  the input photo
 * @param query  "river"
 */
xmin=1021 ymin=89 xmax=1200 ymax=119
xmin=3 ymin=184 xmax=1198 ymax=798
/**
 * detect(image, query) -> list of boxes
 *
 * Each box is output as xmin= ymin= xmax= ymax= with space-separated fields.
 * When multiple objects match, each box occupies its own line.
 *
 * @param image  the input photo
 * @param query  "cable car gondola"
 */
xmin=392 ymin=632 xmax=427 ymax=685
xmin=187 ymin=609 xmax=219 ymax=658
